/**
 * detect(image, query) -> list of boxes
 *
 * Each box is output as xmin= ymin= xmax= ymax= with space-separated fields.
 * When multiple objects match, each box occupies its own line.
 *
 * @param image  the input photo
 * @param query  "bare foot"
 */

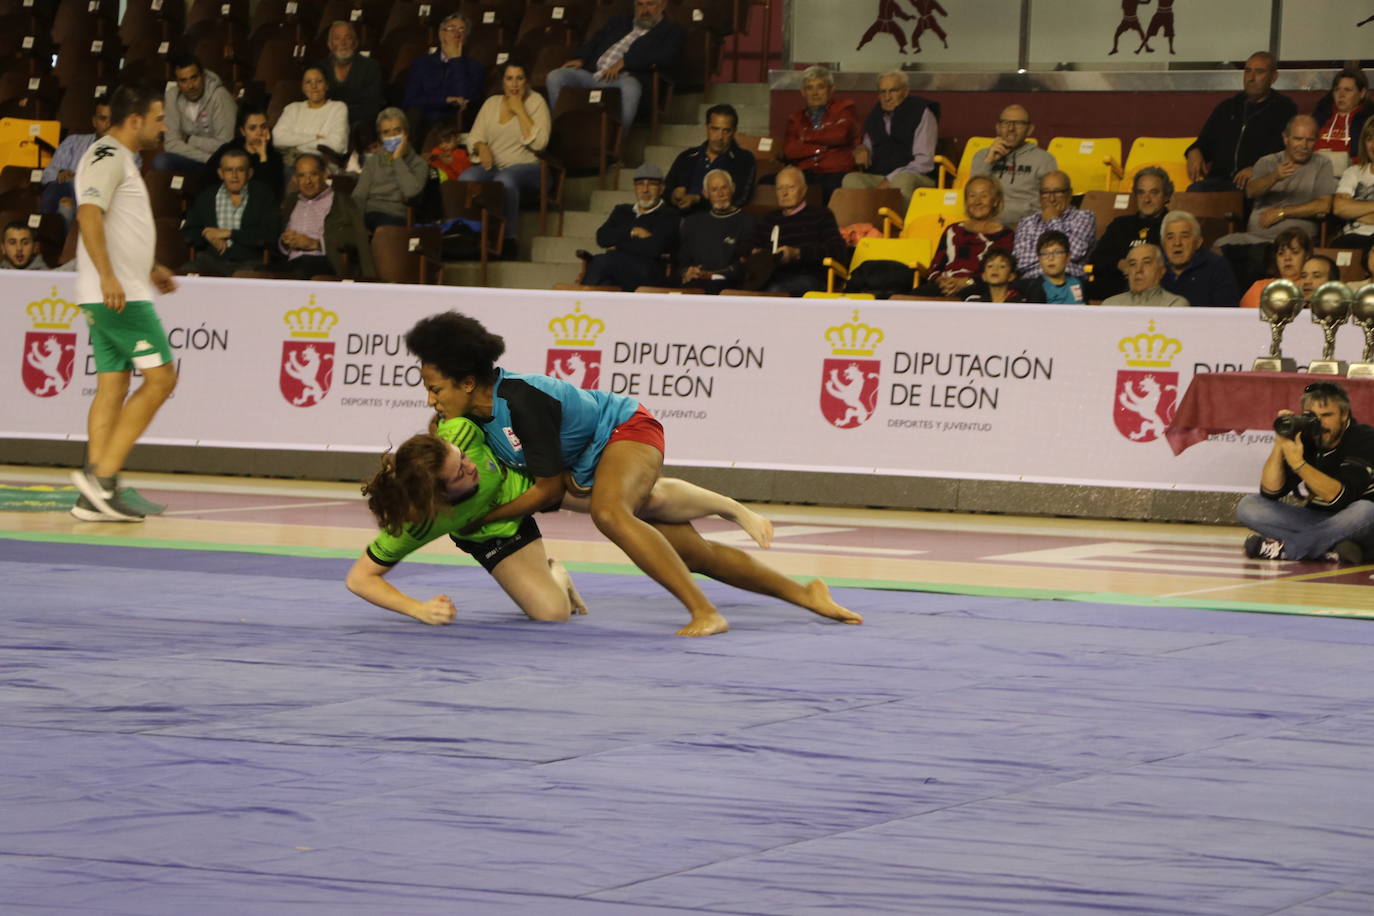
xmin=549 ymin=558 xmax=588 ymax=615
xmin=803 ymin=579 xmax=862 ymax=625
xmin=726 ymin=504 xmax=774 ymax=548
xmin=676 ymin=610 xmax=730 ymax=636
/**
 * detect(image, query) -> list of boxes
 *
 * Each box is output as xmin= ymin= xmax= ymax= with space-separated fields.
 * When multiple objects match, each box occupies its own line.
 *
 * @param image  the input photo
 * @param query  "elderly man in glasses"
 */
xmin=969 ymin=104 xmax=1058 ymax=227
xmin=1010 ymin=170 xmax=1095 ymax=281
xmin=1237 ymin=381 xmax=1374 ymax=564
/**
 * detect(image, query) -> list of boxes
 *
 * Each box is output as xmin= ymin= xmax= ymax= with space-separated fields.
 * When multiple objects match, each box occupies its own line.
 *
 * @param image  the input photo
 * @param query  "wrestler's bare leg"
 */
xmin=489 ymin=539 xmax=579 ymax=622
xmin=652 ymin=521 xmax=863 ymax=629
xmin=589 ymin=441 xmax=727 ymax=636
xmin=563 ymin=477 xmax=774 ymax=548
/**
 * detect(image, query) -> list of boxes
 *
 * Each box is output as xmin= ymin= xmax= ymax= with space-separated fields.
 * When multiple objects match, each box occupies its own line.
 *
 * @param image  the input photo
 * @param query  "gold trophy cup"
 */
xmin=1253 ymin=279 xmax=1303 ymax=372
xmin=1346 ymin=283 xmax=1374 ymax=378
xmin=1307 ymin=281 xmax=1354 ymax=375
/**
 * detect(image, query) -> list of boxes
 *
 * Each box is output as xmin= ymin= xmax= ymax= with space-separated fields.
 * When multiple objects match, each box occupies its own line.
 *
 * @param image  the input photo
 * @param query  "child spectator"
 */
xmin=1035 ymin=230 xmax=1085 ymax=303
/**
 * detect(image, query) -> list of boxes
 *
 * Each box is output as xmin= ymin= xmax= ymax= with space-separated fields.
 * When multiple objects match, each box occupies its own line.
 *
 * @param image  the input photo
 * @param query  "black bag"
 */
xmin=439 ymin=219 xmax=482 ymax=261
xmin=846 ymin=259 xmax=915 ymax=298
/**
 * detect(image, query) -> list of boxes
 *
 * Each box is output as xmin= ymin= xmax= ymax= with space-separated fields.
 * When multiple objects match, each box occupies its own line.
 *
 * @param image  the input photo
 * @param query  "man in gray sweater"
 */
xmin=157 ymin=55 xmax=236 ymax=171
xmin=969 ymin=104 xmax=1058 ymax=227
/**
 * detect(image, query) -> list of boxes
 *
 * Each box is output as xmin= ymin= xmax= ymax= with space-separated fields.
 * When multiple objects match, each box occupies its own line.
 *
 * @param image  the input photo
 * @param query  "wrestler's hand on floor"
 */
xmin=411 ymin=595 xmax=457 ymax=625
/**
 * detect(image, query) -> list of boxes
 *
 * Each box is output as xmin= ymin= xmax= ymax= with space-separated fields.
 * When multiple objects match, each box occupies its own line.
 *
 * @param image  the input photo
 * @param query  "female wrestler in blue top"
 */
xmin=404 ymin=310 xmax=862 ymax=636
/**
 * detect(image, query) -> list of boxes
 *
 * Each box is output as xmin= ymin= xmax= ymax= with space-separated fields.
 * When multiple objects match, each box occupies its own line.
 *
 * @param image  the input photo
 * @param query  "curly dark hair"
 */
xmin=361 ymin=434 xmax=450 ymax=535
xmin=404 ymin=311 xmax=505 ymax=385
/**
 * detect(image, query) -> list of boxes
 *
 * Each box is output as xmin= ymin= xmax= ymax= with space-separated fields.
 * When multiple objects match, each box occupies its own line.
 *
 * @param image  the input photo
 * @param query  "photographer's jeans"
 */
xmin=1236 ymin=495 xmax=1374 ymax=559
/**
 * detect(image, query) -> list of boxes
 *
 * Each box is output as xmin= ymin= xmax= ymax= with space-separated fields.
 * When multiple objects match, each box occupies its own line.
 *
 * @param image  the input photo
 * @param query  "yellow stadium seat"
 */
xmin=935 ymin=136 xmax=1040 ymax=190
xmin=1047 ymin=137 xmax=1123 ymax=193
xmin=1117 ymin=137 xmax=1195 ymax=193
xmin=879 ymin=187 xmax=965 ymax=242
xmin=823 ymin=237 xmax=933 ymax=294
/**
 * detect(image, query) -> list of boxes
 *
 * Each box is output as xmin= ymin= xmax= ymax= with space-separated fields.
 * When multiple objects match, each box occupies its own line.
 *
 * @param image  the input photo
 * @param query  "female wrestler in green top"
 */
xmin=346 ymin=417 xmax=862 ymax=630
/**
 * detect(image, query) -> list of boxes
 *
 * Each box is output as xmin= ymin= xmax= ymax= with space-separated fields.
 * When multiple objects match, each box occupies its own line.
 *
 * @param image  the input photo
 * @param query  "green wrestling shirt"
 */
xmin=366 ymin=417 xmax=533 ymax=566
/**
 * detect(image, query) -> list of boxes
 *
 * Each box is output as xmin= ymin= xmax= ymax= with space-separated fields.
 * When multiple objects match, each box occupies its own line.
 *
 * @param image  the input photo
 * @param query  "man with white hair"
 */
xmin=1161 ymin=210 xmax=1239 ymax=307
xmin=677 ymin=168 xmax=755 ymax=293
xmin=547 ymin=0 xmax=684 ymax=130
xmin=1102 ymin=244 xmax=1189 ymax=306
xmin=843 ymin=70 xmax=938 ymax=200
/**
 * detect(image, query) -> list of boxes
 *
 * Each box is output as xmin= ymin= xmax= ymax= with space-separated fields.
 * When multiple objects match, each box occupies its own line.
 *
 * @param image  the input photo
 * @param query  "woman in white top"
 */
xmin=272 ymin=67 xmax=349 ymax=168
xmin=1332 ymin=119 xmax=1374 ymax=253
xmin=458 ymin=61 xmax=551 ymax=256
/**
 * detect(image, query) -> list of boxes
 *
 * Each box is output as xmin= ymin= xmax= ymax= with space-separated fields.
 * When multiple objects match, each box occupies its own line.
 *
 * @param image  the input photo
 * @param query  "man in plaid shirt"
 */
xmin=1011 ymin=170 xmax=1096 ymax=280
xmin=180 ymin=149 xmax=280 ymax=275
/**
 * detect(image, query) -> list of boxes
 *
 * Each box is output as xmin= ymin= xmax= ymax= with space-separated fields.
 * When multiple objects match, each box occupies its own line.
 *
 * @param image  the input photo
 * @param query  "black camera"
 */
xmin=1274 ymin=411 xmax=1321 ymax=441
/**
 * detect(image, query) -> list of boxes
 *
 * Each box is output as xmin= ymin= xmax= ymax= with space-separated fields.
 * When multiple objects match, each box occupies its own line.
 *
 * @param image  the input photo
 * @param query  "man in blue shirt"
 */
xmin=40 ymin=102 xmax=110 ymax=229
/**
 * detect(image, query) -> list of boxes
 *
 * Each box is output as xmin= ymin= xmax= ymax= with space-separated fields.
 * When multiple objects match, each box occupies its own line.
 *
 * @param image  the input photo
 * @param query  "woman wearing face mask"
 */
xmin=272 ymin=67 xmax=349 ymax=167
xmin=459 ymin=61 xmax=550 ymax=259
xmin=1240 ymin=226 xmax=1314 ymax=309
xmin=352 ymin=107 xmax=431 ymax=230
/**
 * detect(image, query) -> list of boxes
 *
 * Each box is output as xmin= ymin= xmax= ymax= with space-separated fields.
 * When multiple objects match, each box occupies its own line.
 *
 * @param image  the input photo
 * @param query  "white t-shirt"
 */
xmin=75 ymin=138 xmax=155 ymax=304
xmin=1337 ymin=163 xmax=1374 ymax=238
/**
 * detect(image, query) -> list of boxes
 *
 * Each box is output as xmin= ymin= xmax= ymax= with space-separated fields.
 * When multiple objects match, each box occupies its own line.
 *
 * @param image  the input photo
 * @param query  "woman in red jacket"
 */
xmin=783 ymin=65 xmax=862 ymax=203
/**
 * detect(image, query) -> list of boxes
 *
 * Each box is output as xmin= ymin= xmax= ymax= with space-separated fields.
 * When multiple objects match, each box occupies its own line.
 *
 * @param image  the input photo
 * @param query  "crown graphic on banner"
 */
xmin=283 ymin=296 xmax=339 ymax=338
xmin=826 ymin=309 xmax=885 ymax=356
xmin=27 ymin=287 xmax=80 ymax=329
xmin=548 ymin=304 xmax=604 ymax=347
xmin=1118 ymin=321 xmax=1181 ymax=367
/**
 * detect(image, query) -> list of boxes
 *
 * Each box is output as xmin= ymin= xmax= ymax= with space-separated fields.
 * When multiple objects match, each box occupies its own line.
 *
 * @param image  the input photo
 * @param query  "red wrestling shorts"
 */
xmin=606 ymin=404 xmax=665 ymax=455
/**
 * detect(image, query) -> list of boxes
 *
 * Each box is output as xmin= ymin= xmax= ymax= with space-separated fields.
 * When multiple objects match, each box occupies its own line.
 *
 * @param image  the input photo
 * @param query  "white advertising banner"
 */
xmin=7 ymin=274 xmax=1366 ymax=492
xmin=791 ymin=0 xmax=1020 ymax=72
xmin=1279 ymin=1 xmax=1374 ymax=62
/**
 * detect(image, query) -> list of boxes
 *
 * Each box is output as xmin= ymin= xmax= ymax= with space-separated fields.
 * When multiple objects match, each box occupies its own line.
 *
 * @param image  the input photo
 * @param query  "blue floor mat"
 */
xmin=3 ymin=540 xmax=1374 ymax=914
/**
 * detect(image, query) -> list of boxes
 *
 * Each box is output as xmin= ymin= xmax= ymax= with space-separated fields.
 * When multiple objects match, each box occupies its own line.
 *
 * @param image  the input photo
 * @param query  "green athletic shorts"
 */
xmin=80 ymin=300 xmax=173 ymax=373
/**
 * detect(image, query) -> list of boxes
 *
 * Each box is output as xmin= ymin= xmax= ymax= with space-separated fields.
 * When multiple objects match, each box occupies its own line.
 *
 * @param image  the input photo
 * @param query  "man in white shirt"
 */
xmin=70 ymin=82 xmax=180 ymax=523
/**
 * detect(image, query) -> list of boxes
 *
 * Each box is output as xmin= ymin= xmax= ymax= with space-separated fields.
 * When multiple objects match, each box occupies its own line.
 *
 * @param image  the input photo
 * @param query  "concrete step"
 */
xmin=517 ymin=208 xmax=604 ymax=240
xmin=529 ymin=234 xmax=597 ymax=264
xmin=590 ymin=188 xmax=634 ymax=212
xmin=655 ymin=123 xmax=711 ymax=149
xmin=442 ymin=259 xmax=574 ymax=290
xmin=699 ymin=82 xmax=769 ymax=106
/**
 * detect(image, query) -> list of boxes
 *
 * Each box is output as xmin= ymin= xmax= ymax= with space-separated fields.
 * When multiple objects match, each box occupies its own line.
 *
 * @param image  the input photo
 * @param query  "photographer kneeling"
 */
xmin=1237 ymin=381 xmax=1374 ymax=562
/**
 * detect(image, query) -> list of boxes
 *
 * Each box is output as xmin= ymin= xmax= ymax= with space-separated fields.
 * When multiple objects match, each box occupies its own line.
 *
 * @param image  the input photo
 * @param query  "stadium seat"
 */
xmin=1315 ymin=247 xmax=1368 ymax=284
xmin=823 ymin=236 xmax=932 ymax=295
xmin=1079 ymin=189 xmax=1135 ymax=242
xmin=828 ymin=187 xmax=906 ymax=234
xmin=1115 ymin=136 xmax=1194 ymax=193
xmin=879 ymin=186 xmax=963 ymax=242
xmin=371 ymin=224 xmax=443 ymax=283
xmin=1047 ymin=137 xmax=1122 ymax=193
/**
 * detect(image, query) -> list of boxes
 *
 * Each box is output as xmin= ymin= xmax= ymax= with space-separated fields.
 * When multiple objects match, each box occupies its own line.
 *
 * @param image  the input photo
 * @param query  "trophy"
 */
xmin=1253 ymin=279 xmax=1303 ymax=372
xmin=1307 ymin=281 xmax=1354 ymax=375
xmin=1347 ymin=284 xmax=1374 ymax=378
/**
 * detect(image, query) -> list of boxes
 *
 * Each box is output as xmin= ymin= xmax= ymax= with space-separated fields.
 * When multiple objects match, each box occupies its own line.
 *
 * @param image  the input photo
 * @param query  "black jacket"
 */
xmin=596 ymin=200 xmax=681 ymax=266
xmin=1086 ymin=209 xmax=1167 ymax=300
xmin=664 ymin=142 xmax=756 ymax=213
xmin=574 ymin=15 xmax=685 ymax=78
xmin=182 ymin=183 xmax=280 ymax=262
xmin=1263 ymin=418 xmax=1374 ymax=512
xmin=1187 ymin=91 xmax=1297 ymax=180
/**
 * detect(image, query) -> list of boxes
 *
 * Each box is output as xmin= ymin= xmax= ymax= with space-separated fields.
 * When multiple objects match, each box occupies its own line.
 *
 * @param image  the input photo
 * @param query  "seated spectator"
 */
xmin=1215 ymin=115 xmax=1337 ymax=286
xmin=1034 ymin=230 xmax=1085 ymax=304
xmin=969 ymin=105 xmax=1057 ymax=227
xmin=1332 ymin=120 xmax=1374 ymax=254
xmin=277 ymin=153 xmax=375 ymax=279
xmin=1186 ymin=51 xmax=1295 ymax=192
xmin=546 ymin=0 xmax=683 ymax=133
xmin=206 ymin=105 xmax=286 ymax=203
xmin=273 ymin=67 xmax=349 ymax=168
xmin=583 ymin=163 xmax=679 ymax=291
xmin=1 ymin=221 xmax=51 ymax=270
xmin=677 ymin=169 xmax=756 ymax=293
xmin=322 ymin=20 xmax=384 ymax=138
xmin=1240 ymin=227 xmax=1313 ymax=308
xmin=1162 ymin=210 xmax=1239 ymax=306
xmin=1086 ymin=166 xmax=1172 ymax=301
xmin=665 ymin=103 xmax=756 ymax=215
xmin=913 ymin=175 xmax=1013 ymax=298
xmin=959 ymin=249 xmax=1029 ymax=303
xmin=403 ymin=13 xmax=484 ymax=140
xmin=428 ymin=123 xmax=471 ymax=182
xmin=40 ymin=102 xmax=109 ymax=230
xmin=1299 ymin=254 xmax=1337 ymax=300
xmin=1103 ymin=244 xmax=1190 ymax=307
xmin=1011 ymin=170 xmax=1094 ymax=280
xmin=459 ymin=61 xmax=551 ymax=258
xmin=158 ymin=54 xmax=236 ymax=171
xmin=181 ymin=149 xmax=280 ymax=276
xmin=353 ymin=108 xmax=430 ymax=231
xmin=1313 ymin=68 xmax=1370 ymax=175
xmin=782 ymin=65 xmax=862 ymax=203
xmin=843 ymin=69 xmax=937 ymax=200
xmin=743 ymin=166 xmax=845 ymax=297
